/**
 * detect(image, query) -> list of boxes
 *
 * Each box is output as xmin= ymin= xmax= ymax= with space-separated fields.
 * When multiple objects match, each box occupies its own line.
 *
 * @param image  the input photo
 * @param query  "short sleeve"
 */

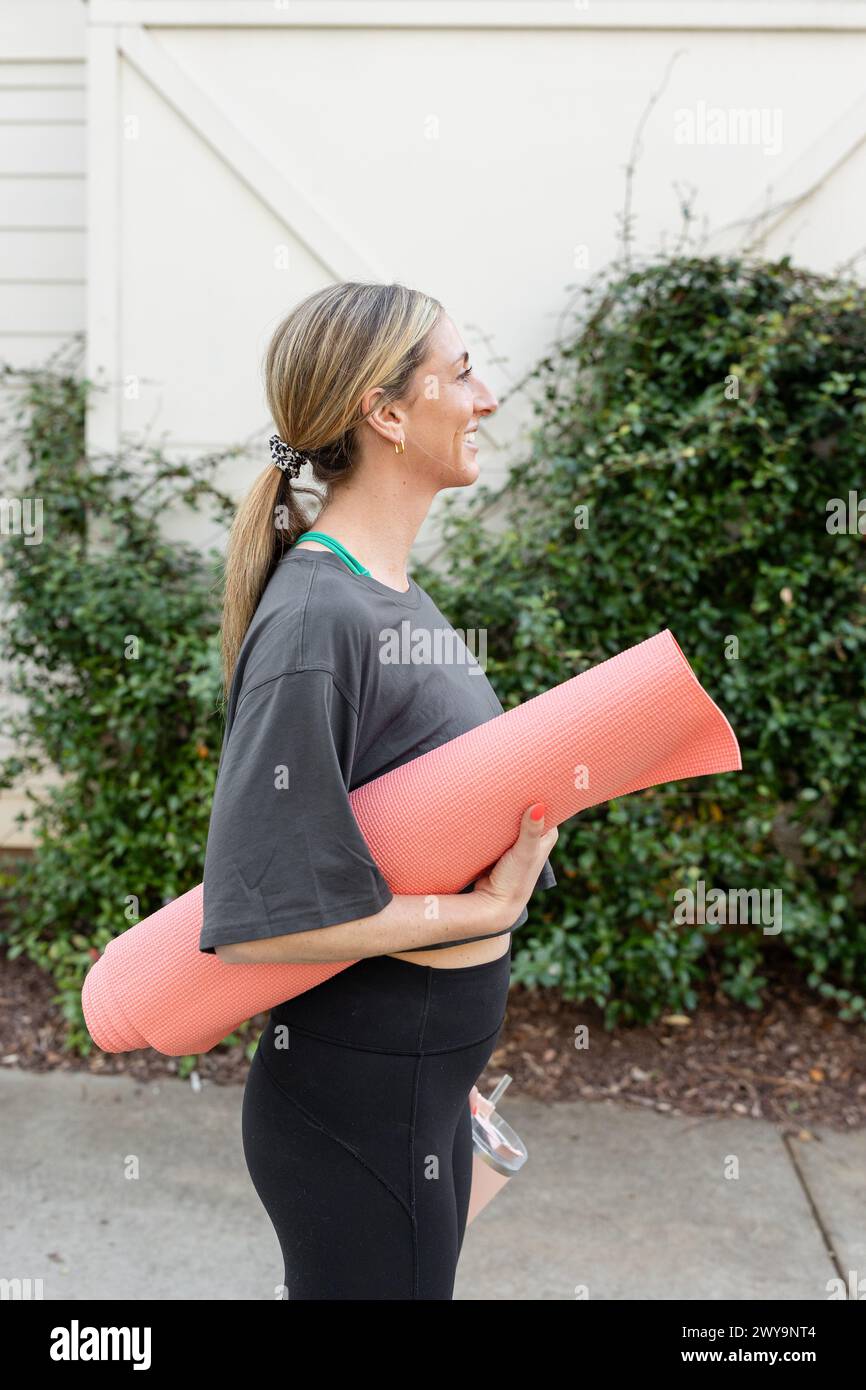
xmin=199 ymin=668 xmax=394 ymax=954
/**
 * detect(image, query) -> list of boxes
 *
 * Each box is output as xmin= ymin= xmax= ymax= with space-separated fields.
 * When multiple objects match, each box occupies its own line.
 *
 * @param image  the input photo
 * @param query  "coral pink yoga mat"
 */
xmin=82 ymin=629 xmax=740 ymax=1057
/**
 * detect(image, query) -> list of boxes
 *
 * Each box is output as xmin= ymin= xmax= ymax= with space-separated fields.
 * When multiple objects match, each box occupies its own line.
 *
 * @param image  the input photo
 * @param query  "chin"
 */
xmin=449 ymin=462 xmax=479 ymax=489
xmin=458 ymin=449 xmax=481 ymax=485
xmin=433 ymin=449 xmax=480 ymax=491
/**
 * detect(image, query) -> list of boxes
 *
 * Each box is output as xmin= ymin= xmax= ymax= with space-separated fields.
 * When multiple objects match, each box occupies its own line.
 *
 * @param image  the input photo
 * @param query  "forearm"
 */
xmin=215 ymin=889 xmax=508 ymax=964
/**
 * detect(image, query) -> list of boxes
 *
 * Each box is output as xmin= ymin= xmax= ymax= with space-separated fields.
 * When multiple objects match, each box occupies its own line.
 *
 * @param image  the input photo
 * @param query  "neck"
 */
xmin=310 ymin=478 xmax=434 ymax=590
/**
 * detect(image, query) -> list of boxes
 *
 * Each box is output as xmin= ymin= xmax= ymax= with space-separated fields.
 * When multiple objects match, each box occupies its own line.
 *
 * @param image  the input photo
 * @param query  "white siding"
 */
xmin=0 ymin=2 xmax=86 ymax=847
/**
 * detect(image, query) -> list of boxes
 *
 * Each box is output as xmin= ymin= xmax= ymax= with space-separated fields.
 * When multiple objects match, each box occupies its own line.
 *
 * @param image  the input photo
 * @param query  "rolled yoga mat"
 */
xmin=82 ymin=628 xmax=741 ymax=1056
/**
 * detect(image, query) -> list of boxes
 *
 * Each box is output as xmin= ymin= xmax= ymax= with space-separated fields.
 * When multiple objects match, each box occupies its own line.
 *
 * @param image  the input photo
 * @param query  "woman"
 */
xmin=200 ymin=282 xmax=559 ymax=1300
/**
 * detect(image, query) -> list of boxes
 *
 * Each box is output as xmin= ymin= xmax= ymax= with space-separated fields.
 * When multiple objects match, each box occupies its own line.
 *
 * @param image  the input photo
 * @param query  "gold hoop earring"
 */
xmin=395 ymin=438 xmax=405 ymax=456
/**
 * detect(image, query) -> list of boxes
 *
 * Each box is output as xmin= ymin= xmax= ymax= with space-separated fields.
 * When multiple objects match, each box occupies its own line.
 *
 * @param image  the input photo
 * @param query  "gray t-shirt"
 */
xmin=199 ymin=545 xmax=556 ymax=954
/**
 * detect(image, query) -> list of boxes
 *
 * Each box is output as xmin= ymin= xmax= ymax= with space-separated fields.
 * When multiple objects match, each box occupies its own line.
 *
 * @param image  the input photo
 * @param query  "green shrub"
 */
xmin=0 ymin=351 xmax=242 ymax=1050
xmin=414 ymin=253 xmax=866 ymax=1026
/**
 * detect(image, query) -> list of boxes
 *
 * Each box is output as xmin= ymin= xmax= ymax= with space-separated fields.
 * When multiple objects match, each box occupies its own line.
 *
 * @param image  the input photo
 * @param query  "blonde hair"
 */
xmin=220 ymin=282 xmax=442 ymax=695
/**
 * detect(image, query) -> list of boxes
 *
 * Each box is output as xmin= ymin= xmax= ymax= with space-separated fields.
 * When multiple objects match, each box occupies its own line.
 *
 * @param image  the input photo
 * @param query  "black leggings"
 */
xmin=241 ymin=945 xmax=512 ymax=1300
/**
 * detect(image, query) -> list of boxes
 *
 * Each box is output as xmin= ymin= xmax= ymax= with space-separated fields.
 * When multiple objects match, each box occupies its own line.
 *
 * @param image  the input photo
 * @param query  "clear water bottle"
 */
xmin=467 ymin=1074 xmax=529 ymax=1225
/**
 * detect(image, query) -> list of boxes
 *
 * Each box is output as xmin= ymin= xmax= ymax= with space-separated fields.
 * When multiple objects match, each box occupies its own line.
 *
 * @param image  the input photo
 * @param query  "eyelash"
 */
xmin=458 ymin=365 xmax=473 ymax=381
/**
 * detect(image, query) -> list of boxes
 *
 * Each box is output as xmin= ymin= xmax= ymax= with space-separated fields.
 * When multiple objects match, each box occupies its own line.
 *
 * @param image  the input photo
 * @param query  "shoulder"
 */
xmin=230 ymin=555 xmax=380 ymax=712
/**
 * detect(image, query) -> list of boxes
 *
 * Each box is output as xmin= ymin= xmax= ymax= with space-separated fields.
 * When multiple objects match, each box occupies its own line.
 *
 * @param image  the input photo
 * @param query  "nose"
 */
xmin=474 ymin=378 xmax=499 ymax=417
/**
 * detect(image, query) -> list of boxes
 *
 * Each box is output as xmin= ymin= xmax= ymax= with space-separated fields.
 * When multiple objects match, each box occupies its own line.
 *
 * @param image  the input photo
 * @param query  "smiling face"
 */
xmin=412 ymin=313 xmax=499 ymax=488
xmin=362 ymin=311 xmax=499 ymax=493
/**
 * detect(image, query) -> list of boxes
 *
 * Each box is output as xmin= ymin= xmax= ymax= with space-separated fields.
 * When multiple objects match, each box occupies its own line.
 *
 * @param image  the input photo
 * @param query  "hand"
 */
xmin=472 ymin=803 xmax=558 ymax=931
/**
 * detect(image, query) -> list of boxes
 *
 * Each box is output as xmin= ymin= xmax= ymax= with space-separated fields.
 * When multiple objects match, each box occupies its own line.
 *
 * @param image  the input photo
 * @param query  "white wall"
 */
xmin=84 ymin=2 xmax=866 ymax=564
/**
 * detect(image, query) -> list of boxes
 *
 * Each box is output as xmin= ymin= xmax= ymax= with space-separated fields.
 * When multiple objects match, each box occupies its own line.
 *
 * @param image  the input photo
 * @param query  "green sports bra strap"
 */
xmin=292 ymin=531 xmax=371 ymax=577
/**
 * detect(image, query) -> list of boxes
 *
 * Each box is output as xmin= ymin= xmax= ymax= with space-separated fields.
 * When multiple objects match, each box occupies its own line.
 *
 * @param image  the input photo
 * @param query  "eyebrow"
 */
xmin=451 ymin=351 xmax=469 ymax=366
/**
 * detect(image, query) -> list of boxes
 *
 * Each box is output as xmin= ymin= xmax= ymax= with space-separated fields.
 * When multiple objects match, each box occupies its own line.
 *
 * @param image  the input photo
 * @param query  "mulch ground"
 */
xmin=2 ymin=949 xmax=864 ymax=1136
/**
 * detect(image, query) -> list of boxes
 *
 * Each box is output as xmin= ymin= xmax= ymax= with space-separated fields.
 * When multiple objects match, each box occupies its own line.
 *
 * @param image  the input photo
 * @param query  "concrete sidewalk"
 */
xmin=2 ymin=1069 xmax=863 ymax=1300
